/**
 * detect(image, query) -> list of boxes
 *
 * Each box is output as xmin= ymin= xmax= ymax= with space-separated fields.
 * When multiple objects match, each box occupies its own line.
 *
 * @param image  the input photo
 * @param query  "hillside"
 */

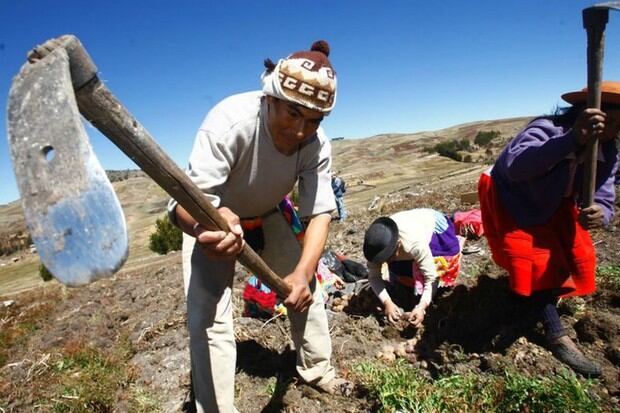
xmin=0 ymin=116 xmax=532 ymax=295
xmin=1 ymin=116 xmax=620 ymax=412
xmin=330 ymin=116 xmax=532 ymax=210
xmin=0 ymin=172 xmax=169 ymax=295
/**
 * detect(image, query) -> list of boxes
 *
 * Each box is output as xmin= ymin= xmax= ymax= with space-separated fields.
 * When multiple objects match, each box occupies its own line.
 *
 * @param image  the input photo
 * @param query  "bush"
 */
xmin=433 ymin=139 xmax=472 ymax=161
xmin=474 ymin=130 xmax=501 ymax=146
xmin=459 ymin=138 xmax=471 ymax=151
xmin=39 ymin=264 xmax=54 ymax=282
xmin=149 ymin=215 xmax=183 ymax=255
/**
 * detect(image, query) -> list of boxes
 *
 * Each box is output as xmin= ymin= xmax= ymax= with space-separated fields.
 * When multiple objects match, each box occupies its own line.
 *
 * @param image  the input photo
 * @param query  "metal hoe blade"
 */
xmin=6 ymin=48 xmax=128 ymax=286
xmin=592 ymin=2 xmax=620 ymax=11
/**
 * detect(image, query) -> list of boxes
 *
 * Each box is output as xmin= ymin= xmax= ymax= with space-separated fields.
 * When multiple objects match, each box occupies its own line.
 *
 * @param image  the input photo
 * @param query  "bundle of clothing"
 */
xmin=242 ymin=197 xmax=367 ymax=318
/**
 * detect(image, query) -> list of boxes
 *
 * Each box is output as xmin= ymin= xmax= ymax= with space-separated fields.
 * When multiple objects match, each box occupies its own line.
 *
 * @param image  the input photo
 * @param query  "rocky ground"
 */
xmin=1 ymin=173 xmax=620 ymax=412
xmin=1 ymin=117 xmax=619 ymax=411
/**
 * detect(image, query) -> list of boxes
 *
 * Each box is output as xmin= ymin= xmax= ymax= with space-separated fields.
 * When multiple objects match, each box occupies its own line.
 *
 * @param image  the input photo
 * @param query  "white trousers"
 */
xmin=182 ymin=212 xmax=335 ymax=413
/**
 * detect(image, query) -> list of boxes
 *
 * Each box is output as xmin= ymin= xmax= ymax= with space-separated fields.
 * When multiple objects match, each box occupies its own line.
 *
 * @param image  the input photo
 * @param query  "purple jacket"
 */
xmin=491 ymin=118 xmax=617 ymax=227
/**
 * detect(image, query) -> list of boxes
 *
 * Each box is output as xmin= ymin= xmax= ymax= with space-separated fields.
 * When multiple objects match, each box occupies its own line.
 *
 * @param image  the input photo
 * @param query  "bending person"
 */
xmin=363 ymin=208 xmax=462 ymax=326
xmin=478 ymin=81 xmax=620 ymax=378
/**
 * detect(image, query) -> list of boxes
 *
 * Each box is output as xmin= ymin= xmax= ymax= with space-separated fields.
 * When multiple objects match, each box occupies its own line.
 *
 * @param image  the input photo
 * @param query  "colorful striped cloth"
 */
xmin=242 ymin=195 xmax=305 ymax=317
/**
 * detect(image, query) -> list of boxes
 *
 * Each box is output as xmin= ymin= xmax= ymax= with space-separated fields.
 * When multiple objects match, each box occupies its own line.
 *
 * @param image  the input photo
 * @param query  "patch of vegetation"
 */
xmin=596 ymin=264 xmax=620 ymax=289
xmin=354 ymin=359 xmax=606 ymax=413
xmin=474 ymin=130 xmax=501 ymax=146
xmin=106 ymin=169 xmax=145 ymax=183
xmin=129 ymin=384 xmax=162 ymax=412
xmin=47 ymin=337 xmax=160 ymax=413
xmin=149 ymin=215 xmax=182 ymax=255
xmin=432 ymin=139 xmax=471 ymax=162
xmin=0 ymin=306 xmax=161 ymax=413
xmin=39 ymin=263 xmax=54 ymax=282
xmin=0 ymin=302 xmax=51 ymax=368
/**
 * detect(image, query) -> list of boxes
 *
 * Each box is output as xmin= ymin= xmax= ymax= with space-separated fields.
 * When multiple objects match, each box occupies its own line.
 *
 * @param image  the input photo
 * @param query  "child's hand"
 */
xmin=384 ymin=301 xmax=402 ymax=324
xmin=407 ymin=305 xmax=426 ymax=327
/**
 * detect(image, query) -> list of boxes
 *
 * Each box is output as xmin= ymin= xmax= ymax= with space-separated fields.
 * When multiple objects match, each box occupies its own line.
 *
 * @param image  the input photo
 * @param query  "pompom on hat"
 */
xmin=561 ymin=81 xmax=620 ymax=106
xmin=363 ymin=217 xmax=399 ymax=264
xmin=261 ymin=40 xmax=337 ymax=113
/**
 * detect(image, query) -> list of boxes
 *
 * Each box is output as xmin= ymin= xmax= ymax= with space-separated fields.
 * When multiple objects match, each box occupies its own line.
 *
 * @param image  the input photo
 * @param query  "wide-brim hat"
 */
xmin=363 ymin=217 xmax=399 ymax=264
xmin=561 ymin=81 xmax=620 ymax=106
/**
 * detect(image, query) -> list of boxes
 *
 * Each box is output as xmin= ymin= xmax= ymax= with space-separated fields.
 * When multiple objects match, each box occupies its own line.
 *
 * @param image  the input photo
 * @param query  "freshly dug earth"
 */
xmin=1 ymin=175 xmax=619 ymax=412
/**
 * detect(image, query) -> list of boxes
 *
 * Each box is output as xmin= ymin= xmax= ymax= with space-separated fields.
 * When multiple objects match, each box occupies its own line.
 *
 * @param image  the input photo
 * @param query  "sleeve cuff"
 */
xmin=167 ymin=198 xmax=180 ymax=228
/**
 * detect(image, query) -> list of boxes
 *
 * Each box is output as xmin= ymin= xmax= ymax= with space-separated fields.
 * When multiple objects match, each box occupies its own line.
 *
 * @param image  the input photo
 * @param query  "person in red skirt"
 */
xmin=478 ymin=81 xmax=620 ymax=377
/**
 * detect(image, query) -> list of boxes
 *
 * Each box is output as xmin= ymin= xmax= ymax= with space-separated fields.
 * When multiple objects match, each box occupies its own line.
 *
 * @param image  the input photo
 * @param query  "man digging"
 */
xmin=168 ymin=40 xmax=352 ymax=413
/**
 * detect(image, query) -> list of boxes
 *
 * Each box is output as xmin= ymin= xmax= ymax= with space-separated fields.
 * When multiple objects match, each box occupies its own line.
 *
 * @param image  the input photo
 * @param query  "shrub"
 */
xmin=433 ymin=139 xmax=472 ymax=161
xmin=149 ymin=215 xmax=182 ymax=255
xmin=39 ymin=264 xmax=54 ymax=282
xmin=474 ymin=130 xmax=501 ymax=146
xmin=459 ymin=138 xmax=471 ymax=151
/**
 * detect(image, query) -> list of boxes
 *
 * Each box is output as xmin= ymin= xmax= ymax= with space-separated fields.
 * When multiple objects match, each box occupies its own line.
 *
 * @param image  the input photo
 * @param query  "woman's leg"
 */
xmin=519 ymin=290 xmax=601 ymax=377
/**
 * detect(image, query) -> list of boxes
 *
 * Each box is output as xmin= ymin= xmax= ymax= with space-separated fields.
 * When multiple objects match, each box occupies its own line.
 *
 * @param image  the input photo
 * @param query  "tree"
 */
xmin=149 ymin=215 xmax=183 ymax=255
xmin=474 ymin=130 xmax=500 ymax=147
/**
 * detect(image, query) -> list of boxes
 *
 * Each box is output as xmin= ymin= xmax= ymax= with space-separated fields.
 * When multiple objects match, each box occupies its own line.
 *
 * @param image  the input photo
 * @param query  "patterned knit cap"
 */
xmin=262 ymin=40 xmax=337 ymax=113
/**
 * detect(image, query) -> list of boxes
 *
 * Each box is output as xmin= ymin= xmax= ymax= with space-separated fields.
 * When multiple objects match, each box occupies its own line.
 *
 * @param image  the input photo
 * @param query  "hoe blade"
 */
xmin=6 ymin=48 xmax=128 ymax=286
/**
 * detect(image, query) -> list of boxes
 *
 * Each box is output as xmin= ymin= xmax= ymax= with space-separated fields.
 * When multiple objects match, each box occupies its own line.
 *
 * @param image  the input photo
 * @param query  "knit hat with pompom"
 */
xmin=261 ymin=40 xmax=337 ymax=113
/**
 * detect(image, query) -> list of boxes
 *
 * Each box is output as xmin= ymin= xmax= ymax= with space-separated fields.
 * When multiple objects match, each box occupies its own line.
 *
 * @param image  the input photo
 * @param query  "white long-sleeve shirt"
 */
xmin=168 ymin=91 xmax=336 ymax=221
xmin=367 ymin=209 xmax=447 ymax=307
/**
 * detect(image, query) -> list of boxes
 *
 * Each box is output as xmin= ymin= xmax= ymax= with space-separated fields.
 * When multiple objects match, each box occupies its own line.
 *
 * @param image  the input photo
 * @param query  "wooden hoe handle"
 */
xmin=29 ymin=35 xmax=292 ymax=298
xmin=581 ymin=7 xmax=609 ymax=208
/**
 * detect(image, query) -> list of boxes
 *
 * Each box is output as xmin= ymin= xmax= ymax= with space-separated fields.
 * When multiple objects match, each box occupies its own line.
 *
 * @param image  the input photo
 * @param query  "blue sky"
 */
xmin=1 ymin=0 xmax=620 ymax=205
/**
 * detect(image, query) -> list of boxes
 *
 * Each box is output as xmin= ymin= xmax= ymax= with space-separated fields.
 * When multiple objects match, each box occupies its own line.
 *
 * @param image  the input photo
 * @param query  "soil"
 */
xmin=1 ymin=117 xmax=620 ymax=411
xmin=2 ymin=175 xmax=620 ymax=412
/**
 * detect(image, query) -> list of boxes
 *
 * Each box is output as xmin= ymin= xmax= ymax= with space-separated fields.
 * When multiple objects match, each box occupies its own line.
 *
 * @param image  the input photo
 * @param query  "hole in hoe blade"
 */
xmin=42 ymin=145 xmax=55 ymax=162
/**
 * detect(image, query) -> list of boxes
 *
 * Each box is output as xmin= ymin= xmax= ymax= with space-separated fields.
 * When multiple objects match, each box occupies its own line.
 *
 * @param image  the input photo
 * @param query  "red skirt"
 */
xmin=478 ymin=172 xmax=596 ymax=297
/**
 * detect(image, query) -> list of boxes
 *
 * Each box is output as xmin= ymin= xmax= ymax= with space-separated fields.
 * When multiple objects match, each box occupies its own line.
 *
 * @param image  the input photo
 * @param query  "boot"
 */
xmin=547 ymin=335 xmax=602 ymax=378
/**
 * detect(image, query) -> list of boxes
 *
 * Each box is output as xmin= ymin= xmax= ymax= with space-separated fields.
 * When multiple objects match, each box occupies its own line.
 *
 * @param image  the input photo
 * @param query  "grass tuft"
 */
xmin=0 ymin=302 xmax=51 ymax=368
xmin=353 ymin=359 xmax=605 ymax=413
xmin=596 ymin=265 xmax=620 ymax=289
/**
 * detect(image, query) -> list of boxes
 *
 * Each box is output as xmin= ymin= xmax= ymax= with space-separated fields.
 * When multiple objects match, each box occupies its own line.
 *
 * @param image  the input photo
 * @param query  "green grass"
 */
xmin=1 ymin=328 xmax=161 ymax=413
xmin=48 ymin=338 xmax=162 ymax=413
xmin=353 ymin=360 xmax=607 ymax=413
xmin=596 ymin=264 xmax=620 ymax=289
xmin=0 ymin=302 xmax=48 ymax=368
